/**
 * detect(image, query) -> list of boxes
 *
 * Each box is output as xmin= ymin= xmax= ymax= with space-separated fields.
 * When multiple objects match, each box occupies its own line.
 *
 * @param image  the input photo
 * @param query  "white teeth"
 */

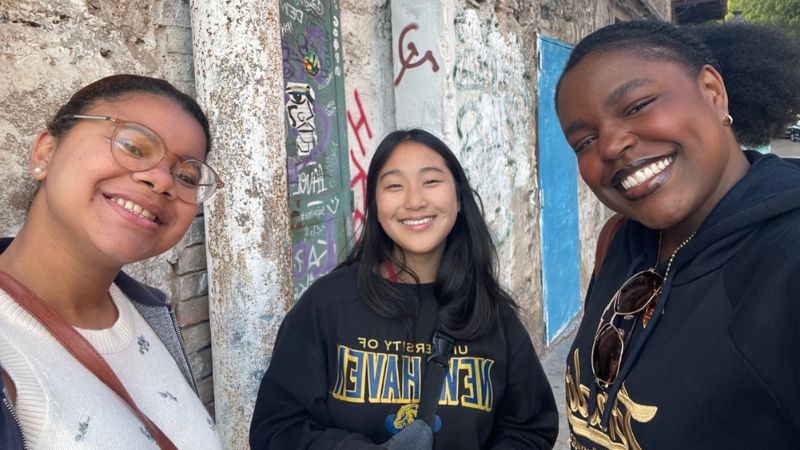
xmin=114 ymin=197 xmax=156 ymax=222
xmin=402 ymin=217 xmax=434 ymax=226
xmin=621 ymin=156 xmax=674 ymax=191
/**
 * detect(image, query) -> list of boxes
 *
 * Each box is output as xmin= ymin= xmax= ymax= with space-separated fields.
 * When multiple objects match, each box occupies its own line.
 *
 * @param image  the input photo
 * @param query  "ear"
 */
xmin=29 ymin=130 xmax=56 ymax=180
xmin=697 ymin=64 xmax=729 ymax=118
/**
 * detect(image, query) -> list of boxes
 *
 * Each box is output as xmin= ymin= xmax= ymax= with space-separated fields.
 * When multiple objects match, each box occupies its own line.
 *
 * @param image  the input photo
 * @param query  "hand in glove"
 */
xmin=382 ymin=420 xmax=433 ymax=450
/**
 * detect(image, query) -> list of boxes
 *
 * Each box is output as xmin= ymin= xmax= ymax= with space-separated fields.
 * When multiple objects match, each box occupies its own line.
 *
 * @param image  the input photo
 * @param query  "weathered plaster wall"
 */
xmin=0 ymin=0 xmax=215 ymax=410
xmin=340 ymin=0 xmax=395 ymax=237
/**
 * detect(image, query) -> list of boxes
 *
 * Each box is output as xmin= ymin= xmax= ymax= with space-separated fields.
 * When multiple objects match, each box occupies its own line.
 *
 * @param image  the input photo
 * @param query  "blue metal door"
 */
xmin=537 ymin=35 xmax=580 ymax=344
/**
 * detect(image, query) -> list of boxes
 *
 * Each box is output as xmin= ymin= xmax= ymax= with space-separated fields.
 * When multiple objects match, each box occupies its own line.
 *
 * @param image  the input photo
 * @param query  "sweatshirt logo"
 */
xmin=384 ymin=403 xmax=442 ymax=434
xmin=330 ymin=340 xmax=495 ymax=412
xmin=566 ymin=349 xmax=657 ymax=450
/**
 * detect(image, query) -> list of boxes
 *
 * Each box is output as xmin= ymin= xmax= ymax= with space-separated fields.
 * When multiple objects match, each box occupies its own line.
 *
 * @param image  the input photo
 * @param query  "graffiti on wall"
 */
xmin=285 ymin=82 xmax=318 ymax=156
xmin=394 ymin=23 xmax=440 ymax=86
xmin=280 ymin=0 xmax=351 ymax=298
xmin=452 ymin=9 xmax=533 ymax=258
xmin=346 ymin=89 xmax=373 ymax=238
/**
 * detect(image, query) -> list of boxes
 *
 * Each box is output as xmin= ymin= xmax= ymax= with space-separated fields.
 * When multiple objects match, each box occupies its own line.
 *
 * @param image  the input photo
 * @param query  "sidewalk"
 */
xmin=541 ymin=330 xmax=576 ymax=450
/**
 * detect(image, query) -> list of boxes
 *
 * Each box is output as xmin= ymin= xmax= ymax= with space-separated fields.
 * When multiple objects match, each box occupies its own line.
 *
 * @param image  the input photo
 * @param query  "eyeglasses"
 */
xmin=66 ymin=114 xmax=223 ymax=203
xmin=591 ymin=269 xmax=663 ymax=388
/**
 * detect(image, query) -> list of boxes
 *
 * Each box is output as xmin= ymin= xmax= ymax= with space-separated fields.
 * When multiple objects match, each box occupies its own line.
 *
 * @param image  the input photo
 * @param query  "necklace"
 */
xmin=642 ymin=231 xmax=696 ymax=327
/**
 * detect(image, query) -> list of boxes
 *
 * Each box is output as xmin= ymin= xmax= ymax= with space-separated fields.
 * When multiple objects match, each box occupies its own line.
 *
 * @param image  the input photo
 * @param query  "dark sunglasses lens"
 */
xmin=616 ymin=271 xmax=662 ymax=315
xmin=592 ymin=325 xmax=623 ymax=385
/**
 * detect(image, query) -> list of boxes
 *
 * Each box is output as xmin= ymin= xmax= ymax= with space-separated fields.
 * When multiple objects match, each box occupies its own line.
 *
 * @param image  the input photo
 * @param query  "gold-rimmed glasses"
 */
xmin=67 ymin=114 xmax=223 ymax=203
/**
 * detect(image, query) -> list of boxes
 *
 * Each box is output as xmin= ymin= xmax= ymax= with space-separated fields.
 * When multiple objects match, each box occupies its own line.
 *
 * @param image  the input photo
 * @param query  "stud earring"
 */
xmin=33 ymin=167 xmax=43 ymax=176
xmin=723 ymin=114 xmax=734 ymax=127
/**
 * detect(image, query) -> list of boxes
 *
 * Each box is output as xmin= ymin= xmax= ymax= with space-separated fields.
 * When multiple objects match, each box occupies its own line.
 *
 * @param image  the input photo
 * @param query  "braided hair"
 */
xmin=557 ymin=20 xmax=800 ymax=147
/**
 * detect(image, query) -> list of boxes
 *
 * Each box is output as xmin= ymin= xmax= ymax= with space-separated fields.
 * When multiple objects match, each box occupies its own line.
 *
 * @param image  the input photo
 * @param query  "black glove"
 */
xmin=382 ymin=420 xmax=433 ymax=450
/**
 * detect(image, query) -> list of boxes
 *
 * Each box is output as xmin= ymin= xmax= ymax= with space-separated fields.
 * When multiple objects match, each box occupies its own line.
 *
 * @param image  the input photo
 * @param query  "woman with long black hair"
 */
xmin=250 ymin=129 xmax=557 ymax=449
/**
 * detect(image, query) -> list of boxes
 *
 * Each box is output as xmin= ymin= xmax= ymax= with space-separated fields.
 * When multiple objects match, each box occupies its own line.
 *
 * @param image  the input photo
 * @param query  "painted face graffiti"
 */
xmin=285 ymin=82 xmax=318 ymax=156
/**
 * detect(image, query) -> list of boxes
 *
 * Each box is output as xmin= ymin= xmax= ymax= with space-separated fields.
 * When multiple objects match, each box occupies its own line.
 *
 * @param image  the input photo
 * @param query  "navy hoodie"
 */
xmin=566 ymin=151 xmax=800 ymax=449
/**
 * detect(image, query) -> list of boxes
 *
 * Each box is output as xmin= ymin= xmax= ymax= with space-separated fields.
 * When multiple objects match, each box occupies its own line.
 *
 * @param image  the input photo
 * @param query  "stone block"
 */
xmin=177 ymin=295 xmax=210 ymax=327
xmin=189 ymin=347 xmax=213 ymax=380
xmin=154 ymin=0 xmax=191 ymax=28
xmin=197 ymin=375 xmax=214 ymax=405
xmin=175 ymin=244 xmax=208 ymax=275
xmin=176 ymin=271 xmax=208 ymax=302
xmin=182 ymin=321 xmax=211 ymax=354
xmin=164 ymin=25 xmax=193 ymax=54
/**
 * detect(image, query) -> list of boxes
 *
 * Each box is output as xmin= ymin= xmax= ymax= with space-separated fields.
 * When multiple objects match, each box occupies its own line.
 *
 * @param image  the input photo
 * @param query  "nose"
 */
xmin=596 ymin=123 xmax=637 ymax=161
xmin=131 ymin=157 xmax=177 ymax=199
xmin=403 ymin=184 xmax=427 ymax=210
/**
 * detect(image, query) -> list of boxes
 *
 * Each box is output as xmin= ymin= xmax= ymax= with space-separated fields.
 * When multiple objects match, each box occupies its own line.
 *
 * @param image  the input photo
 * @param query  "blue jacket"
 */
xmin=0 ymin=237 xmax=196 ymax=449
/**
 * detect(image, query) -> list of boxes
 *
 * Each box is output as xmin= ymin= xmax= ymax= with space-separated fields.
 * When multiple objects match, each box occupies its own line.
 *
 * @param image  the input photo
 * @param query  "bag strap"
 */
xmin=594 ymin=213 xmax=626 ymax=276
xmin=0 ymin=271 xmax=178 ymax=450
xmin=417 ymin=331 xmax=455 ymax=426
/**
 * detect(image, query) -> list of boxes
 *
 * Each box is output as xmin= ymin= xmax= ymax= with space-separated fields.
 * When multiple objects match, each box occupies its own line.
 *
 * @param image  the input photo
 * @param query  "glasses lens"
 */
xmin=592 ymin=324 xmax=623 ymax=386
xmin=174 ymin=160 xmax=218 ymax=203
xmin=615 ymin=271 xmax=663 ymax=315
xmin=112 ymin=123 xmax=164 ymax=170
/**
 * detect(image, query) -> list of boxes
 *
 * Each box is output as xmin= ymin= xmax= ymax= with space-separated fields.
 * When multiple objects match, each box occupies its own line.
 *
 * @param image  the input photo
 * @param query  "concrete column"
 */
xmin=390 ymin=0 xmax=457 ymax=142
xmin=189 ymin=1 xmax=293 ymax=448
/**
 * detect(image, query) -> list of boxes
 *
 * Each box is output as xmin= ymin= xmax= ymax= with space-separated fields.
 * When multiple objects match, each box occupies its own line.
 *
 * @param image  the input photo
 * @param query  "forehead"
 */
xmin=557 ymin=51 xmax=696 ymax=111
xmin=85 ymin=93 xmax=207 ymax=160
xmin=379 ymin=142 xmax=450 ymax=175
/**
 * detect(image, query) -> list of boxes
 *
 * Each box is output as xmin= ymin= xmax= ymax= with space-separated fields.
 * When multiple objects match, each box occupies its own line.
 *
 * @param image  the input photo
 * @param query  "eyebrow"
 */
xmin=602 ymin=78 xmax=653 ymax=111
xmin=563 ymin=78 xmax=654 ymax=139
xmin=379 ymin=166 xmax=446 ymax=181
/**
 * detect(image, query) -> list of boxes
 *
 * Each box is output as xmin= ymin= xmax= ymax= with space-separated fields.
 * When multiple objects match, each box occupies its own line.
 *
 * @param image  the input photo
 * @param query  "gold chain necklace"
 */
xmin=643 ymin=231 xmax=696 ymax=327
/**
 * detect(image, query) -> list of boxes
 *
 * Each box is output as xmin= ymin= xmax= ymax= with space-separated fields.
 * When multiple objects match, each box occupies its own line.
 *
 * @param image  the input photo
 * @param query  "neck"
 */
xmin=0 ymin=225 xmax=120 ymax=329
xmin=389 ymin=248 xmax=442 ymax=284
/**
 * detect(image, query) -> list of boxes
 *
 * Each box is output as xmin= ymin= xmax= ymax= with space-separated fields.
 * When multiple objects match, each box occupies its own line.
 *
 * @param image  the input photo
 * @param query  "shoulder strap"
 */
xmin=594 ymin=213 xmax=626 ymax=276
xmin=0 ymin=271 xmax=178 ymax=450
xmin=417 ymin=331 xmax=455 ymax=427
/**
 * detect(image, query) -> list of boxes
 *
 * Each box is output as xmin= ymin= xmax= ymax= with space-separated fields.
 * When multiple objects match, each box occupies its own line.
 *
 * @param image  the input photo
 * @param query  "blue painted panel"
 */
xmin=537 ymin=35 xmax=580 ymax=344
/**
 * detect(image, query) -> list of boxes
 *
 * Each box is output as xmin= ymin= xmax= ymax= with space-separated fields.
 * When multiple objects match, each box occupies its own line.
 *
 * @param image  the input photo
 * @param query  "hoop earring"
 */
xmin=723 ymin=114 xmax=734 ymax=127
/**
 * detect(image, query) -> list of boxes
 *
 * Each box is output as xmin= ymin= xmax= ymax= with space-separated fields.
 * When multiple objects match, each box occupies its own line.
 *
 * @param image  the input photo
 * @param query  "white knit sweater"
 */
xmin=0 ymin=284 xmax=222 ymax=449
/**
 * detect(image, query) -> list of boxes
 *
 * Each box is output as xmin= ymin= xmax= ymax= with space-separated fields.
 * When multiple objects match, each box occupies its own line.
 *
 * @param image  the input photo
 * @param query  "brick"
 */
xmin=176 ymin=295 xmax=210 ymax=327
xmin=196 ymin=375 xmax=214 ymax=404
xmin=175 ymin=244 xmax=208 ymax=275
xmin=154 ymin=0 xmax=191 ymax=28
xmin=183 ymin=214 xmax=206 ymax=247
xmin=189 ymin=347 xmax=213 ymax=380
xmin=164 ymin=25 xmax=192 ymax=54
xmin=182 ymin=321 xmax=211 ymax=354
xmin=176 ymin=271 xmax=208 ymax=301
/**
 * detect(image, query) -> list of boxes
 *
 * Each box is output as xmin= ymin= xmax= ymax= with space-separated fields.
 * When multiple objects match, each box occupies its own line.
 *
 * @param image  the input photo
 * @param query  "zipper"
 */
xmin=2 ymin=394 xmax=28 ymax=450
xmin=169 ymin=309 xmax=198 ymax=392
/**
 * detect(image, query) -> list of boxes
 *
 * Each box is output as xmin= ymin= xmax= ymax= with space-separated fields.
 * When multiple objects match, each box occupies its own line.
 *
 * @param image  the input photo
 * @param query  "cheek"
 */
xmin=577 ymin=155 xmax=603 ymax=187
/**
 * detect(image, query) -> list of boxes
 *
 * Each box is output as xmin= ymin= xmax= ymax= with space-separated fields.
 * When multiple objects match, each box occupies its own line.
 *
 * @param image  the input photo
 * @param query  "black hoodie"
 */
xmin=567 ymin=151 xmax=800 ymax=450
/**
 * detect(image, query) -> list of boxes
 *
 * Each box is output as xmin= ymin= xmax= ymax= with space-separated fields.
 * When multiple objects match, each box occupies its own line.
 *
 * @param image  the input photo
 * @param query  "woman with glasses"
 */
xmin=250 ymin=129 xmax=558 ymax=449
xmin=0 ymin=74 xmax=223 ymax=449
xmin=557 ymin=21 xmax=800 ymax=449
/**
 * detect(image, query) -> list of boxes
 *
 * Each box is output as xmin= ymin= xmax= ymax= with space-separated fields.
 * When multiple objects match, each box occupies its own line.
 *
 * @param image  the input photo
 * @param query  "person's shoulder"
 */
xmin=295 ymin=263 xmax=362 ymax=309
xmin=114 ymin=271 xmax=169 ymax=307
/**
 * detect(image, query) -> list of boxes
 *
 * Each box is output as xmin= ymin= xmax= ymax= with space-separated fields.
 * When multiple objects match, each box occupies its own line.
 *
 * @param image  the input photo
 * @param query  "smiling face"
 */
xmin=29 ymin=93 xmax=207 ymax=267
xmin=375 ymin=141 xmax=459 ymax=275
xmin=557 ymin=51 xmax=749 ymax=234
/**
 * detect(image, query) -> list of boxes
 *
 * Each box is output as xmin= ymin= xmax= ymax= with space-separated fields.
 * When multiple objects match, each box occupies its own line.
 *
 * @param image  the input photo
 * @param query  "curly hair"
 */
xmin=557 ymin=20 xmax=800 ymax=147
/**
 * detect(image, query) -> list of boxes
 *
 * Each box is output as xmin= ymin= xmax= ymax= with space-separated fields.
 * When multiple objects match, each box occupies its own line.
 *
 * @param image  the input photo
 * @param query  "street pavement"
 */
xmin=772 ymin=137 xmax=800 ymax=158
xmin=539 ymin=138 xmax=800 ymax=450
